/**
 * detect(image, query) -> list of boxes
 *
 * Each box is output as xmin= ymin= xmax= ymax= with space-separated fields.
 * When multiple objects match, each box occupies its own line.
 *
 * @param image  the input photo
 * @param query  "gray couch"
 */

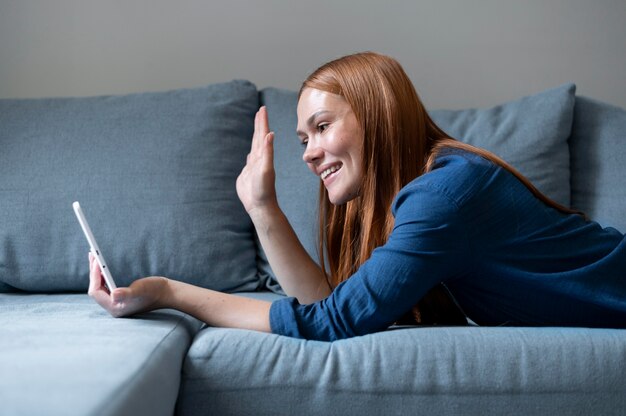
xmin=1 ymin=80 xmax=624 ymax=416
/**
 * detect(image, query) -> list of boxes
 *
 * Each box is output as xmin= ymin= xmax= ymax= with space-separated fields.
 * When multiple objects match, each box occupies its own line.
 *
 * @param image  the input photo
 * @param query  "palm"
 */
xmin=236 ymin=107 xmax=277 ymax=213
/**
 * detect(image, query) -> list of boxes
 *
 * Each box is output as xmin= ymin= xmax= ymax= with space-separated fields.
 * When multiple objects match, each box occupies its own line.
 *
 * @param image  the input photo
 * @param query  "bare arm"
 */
xmin=88 ymin=252 xmax=271 ymax=331
xmin=249 ymin=203 xmax=331 ymax=303
xmin=237 ymin=107 xmax=331 ymax=303
xmin=165 ymin=279 xmax=271 ymax=332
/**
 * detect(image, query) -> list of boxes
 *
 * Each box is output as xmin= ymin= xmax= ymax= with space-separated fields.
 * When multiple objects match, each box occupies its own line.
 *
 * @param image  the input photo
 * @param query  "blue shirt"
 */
xmin=269 ymin=149 xmax=626 ymax=340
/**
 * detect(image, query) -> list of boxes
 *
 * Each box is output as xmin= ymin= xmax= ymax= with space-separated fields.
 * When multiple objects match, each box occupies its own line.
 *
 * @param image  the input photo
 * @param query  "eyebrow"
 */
xmin=296 ymin=110 xmax=331 ymax=137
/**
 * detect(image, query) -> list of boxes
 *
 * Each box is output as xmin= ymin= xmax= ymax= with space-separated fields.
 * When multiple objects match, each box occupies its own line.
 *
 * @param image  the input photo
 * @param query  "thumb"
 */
xmin=111 ymin=287 xmax=131 ymax=304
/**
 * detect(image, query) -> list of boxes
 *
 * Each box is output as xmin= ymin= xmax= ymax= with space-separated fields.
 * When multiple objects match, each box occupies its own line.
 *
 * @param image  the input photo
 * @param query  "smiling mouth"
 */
xmin=320 ymin=164 xmax=342 ymax=181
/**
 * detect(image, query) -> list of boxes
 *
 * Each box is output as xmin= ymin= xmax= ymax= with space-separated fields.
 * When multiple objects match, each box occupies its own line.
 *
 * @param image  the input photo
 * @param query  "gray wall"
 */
xmin=1 ymin=0 xmax=625 ymax=109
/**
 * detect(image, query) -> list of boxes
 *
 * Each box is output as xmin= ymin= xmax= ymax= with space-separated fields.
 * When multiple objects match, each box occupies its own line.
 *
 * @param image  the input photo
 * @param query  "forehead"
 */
xmin=297 ymin=88 xmax=349 ymax=124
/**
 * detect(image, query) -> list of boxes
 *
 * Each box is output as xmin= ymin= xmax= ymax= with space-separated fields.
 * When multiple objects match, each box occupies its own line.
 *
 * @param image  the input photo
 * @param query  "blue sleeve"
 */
xmin=269 ymin=184 xmax=472 ymax=341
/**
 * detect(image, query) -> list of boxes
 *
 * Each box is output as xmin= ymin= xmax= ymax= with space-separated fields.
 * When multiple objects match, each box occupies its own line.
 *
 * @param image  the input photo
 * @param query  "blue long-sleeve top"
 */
xmin=269 ymin=148 xmax=626 ymax=341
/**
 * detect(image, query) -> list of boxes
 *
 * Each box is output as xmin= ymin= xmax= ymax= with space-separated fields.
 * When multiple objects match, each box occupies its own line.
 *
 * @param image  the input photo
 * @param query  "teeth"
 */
xmin=321 ymin=165 xmax=341 ymax=180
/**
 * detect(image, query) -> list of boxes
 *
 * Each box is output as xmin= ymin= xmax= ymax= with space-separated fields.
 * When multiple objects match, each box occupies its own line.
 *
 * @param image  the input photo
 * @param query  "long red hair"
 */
xmin=299 ymin=52 xmax=583 ymax=324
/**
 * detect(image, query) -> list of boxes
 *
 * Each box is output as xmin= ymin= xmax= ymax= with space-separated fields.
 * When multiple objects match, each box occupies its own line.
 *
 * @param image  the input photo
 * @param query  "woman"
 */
xmin=88 ymin=52 xmax=626 ymax=341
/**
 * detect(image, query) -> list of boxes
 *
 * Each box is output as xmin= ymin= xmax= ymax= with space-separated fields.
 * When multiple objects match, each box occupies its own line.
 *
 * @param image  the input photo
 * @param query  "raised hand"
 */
xmin=236 ymin=106 xmax=278 ymax=216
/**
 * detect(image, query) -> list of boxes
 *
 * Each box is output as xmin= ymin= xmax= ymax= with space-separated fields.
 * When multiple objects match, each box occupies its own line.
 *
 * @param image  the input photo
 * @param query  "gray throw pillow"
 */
xmin=429 ymin=83 xmax=575 ymax=208
xmin=0 ymin=81 xmax=260 ymax=293
xmin=569 ymin=97 xmax=626 ymax=232
xmin=259 ymin=84 xmax=576 ymax=292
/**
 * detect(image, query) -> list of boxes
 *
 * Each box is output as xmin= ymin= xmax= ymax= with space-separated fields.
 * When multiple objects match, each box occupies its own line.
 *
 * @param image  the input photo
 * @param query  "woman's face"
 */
xmin=296 ymin=88 xmax=364 ymax=205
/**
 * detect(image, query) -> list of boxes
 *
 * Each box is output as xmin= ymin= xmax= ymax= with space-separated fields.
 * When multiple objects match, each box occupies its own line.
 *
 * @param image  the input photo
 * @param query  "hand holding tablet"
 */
xmin=72 ymin=201 xmax=117 ymax=291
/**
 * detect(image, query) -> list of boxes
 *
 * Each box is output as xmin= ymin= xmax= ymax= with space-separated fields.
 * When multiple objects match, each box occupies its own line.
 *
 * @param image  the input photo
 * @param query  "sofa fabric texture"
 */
xmin=0 ymin=293 xmax=202 ymax=416
xmin=569 ymin=96 xmax=626 ymax=233
xmin=0 ymin=80 xmax=260 ymax=293
xmin=1 ymin=81 xmax=624 ymax=416
xmin=179 ymin=324 xmax=626 ymax=415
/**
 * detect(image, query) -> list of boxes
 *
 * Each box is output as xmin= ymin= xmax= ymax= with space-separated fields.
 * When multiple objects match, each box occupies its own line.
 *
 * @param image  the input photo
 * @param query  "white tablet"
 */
xmin=72 ymin=201 xmax=117 ymax=291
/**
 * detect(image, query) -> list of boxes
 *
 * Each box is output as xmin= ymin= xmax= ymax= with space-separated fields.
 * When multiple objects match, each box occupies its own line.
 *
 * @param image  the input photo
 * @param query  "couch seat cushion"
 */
xmin=178 ymin=313 xmax=626 ymax=415
xmin=0 ymin=294 xmax=202 ymax=416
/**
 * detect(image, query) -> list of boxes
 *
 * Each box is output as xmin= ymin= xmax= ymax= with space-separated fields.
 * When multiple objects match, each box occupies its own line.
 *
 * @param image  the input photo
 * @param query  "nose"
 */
xmin=302 ymin=141 xmax=323 ymax=164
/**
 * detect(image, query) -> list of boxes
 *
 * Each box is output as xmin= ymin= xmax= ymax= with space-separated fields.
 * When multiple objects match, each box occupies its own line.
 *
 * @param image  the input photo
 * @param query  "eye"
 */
xmin=317 ymin=123 xmax=329 ymax=133
xmin=300 ymin=139 xmax=308 ymax=148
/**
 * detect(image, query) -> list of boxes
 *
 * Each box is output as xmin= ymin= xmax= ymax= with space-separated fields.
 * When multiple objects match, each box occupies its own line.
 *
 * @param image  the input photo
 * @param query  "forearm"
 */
xmin=163 ymin=279 xmax=272 ymax=333
xmin=250 ymin=203 xmax=331 ymax=304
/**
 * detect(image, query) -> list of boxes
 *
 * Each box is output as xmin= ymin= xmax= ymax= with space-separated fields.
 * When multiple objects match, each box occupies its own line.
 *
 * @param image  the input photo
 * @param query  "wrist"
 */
xmin=248 ymin=200 xmax=282 ymax=227
xmin=157 ymin=277 xmax=176 ymax=310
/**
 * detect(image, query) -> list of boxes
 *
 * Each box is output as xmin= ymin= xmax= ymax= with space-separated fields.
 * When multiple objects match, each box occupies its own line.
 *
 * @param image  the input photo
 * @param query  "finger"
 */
xmin=89 ymin=255 xmax=110 ymax=296
xmin=252 ymin=109 xmax=262 ymax=153
xmin=88 ymin=255 xmax=102 ymax=295
xmin=264 ymin=132 xmax=275 ymax=166
xmin=111 ymin=287 xmax=130 ymax=305
xmin=258 ymin=106 xmax=270 ymax=139
xmin=91 ymin=285 xmax=114 ymax=312
xmin=253 ymin=107 xmax=270 ymax=154
xmin=88 ymin=260 xmax=121 ymax=315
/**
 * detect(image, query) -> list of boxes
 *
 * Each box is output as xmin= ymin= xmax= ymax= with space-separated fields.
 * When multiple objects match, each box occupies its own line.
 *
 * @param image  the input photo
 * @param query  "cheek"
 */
xmin=346 ymin=138 xmax=363 ymax=168
xmin=307 ymin=164 xmax=317 ymax=176
xmin=335 ymin=134 xmax=358 ymax=156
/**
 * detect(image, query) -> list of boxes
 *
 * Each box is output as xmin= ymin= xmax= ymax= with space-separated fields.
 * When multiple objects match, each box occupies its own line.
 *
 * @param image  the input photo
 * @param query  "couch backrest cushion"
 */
xmin=0 ymin=81 xmax=260 ymax=293
xmin=429 ymin=83 xmax=575 ymax=208
xmin=259 ymin=84 xmax=576 ymax=292
xmin=569 ymin=97 xmax=626 ymax=233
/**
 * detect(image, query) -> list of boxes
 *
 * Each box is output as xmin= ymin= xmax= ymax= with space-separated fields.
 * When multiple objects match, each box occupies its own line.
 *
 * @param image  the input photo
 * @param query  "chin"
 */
xmin=327 ymin=189 xmax=360 ymax=206
xmin=328 ymin=197 xmax=348 ymax=206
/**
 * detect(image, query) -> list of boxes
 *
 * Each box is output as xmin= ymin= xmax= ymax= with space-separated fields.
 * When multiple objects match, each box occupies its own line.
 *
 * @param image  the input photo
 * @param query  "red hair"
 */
xmin=300 ymin=52 xmax=583 ymax=324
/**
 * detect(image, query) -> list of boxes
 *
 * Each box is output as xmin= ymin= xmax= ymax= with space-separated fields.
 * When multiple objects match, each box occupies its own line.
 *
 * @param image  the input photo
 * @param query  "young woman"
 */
xmin=88 ymin=52 xmax=626 ymax=341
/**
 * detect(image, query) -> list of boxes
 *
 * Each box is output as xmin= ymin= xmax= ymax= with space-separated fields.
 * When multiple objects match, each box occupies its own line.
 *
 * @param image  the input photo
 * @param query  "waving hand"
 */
xmin=236 ymin=106 xmax=277 ymax=215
